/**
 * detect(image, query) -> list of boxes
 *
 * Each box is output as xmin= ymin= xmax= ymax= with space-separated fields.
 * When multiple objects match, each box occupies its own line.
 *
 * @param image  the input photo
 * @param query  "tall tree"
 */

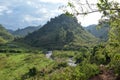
xmin=65 ymin=0 xmax=120 ymax=75
xmin=65 ymin=0 xmax=120 ymax=48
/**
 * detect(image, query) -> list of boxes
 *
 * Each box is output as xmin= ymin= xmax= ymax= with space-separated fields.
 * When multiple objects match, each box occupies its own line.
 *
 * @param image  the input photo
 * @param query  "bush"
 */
xmin=110 ymin=53 xmax=120 ymax=75
xmin=91 ymin=45 xmax=111 ymax=65
xmin=79 ymin=63 xmax=100 ymax=79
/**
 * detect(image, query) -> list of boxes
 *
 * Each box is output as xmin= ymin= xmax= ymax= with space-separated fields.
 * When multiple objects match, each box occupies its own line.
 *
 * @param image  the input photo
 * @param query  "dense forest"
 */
xmin=23 ymin=14 xmax=97 ymax=49
xmin=0 ymin=0 xmax=120 ymax=80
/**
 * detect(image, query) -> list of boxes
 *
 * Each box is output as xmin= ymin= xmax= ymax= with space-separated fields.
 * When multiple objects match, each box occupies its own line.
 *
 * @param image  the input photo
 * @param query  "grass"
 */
xmin=0 ymin=53 xmax=54 ymax=80
xmin=0 ymin=44 xmax=100 ymax=80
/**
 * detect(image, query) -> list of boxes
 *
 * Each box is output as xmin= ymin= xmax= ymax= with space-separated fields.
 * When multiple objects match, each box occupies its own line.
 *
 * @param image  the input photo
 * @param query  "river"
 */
xmin=45 ymin=51 xmax=76 ymax=67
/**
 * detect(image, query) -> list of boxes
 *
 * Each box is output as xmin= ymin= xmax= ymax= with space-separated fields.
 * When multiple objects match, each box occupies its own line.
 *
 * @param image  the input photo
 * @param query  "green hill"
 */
xmin=23 ymin=14 xmax=98 ymax=49
xmin=0 ymin=24 xmax=14 ymax=44
xmin=9 ymin=25 xmax=41 ymax=37
xmin=85 ymin=24 xmax=109 ymax=41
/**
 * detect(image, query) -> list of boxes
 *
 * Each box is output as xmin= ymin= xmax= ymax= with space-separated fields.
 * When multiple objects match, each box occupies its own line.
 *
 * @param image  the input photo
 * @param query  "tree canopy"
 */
xmin=23 ymin=14 xmax=97 ymax=50
xmin=65 ymin=0 xmax=120 ymax=76
xmin=65 ymin=0 xmax=120 ymax=46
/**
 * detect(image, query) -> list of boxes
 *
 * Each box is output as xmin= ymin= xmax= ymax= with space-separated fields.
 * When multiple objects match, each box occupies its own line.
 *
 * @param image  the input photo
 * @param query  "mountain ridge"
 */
xmin=84 ymin=24 xmax=109 ymax=41
xmin=8 ymin=25 xmax=42 ymax=37
xmin=23 ymin=14 xmax=98 ymax=49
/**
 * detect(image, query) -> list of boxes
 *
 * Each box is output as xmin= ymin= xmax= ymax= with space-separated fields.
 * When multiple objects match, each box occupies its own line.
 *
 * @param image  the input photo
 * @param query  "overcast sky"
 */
xmin=0 ymin=0 xmax=102 ymax=30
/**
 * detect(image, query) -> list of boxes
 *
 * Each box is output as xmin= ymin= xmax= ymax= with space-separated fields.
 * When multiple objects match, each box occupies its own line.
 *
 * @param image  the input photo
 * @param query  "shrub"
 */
xmin=110 ymin=53 xmax=120 ymax=75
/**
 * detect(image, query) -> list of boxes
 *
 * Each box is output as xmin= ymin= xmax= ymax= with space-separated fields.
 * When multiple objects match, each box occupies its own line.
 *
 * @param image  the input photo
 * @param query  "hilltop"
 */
xmin=23 ymin=14 xmax=97 ymax=49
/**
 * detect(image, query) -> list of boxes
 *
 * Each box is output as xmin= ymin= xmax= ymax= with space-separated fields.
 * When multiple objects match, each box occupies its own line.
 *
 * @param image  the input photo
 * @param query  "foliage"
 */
xmin=9 ymin=25 xmax=41 ymax=37
xmin=97 ymin=0 xmax=120 ymax=77
xmin=23 ymin=14 xmax=97 ymax=49
xmin=109 ymin=53 xmax=120 ymax=75
xmin=52 ymin=50 xmax=75 ymax=59
xmin=78 ymin=62 xmax=100 ymax=80
xmin=0 ymin=24 xmax=14 ymax=43
xmin=46 ymin=62 xmax=99 ymax=80
xmin=1 ymin=0 xmax=120 ymax=79
xmin=66 ymin=0 xmax=120 ymax=78
xmin=0 ymin=37 xmax=6 ymax=44
xmin=85 ymin=23 xmax=109 ymax=41
xmin=90 ymin=43 xmax=112 ymax=65
xmin=0 ymin=53 xmax=54 ymax=80
xmin=0 ymin=47 xmax=100 ymax=80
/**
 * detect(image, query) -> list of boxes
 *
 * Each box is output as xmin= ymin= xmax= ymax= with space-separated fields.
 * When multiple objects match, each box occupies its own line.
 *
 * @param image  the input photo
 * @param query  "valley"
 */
xmin=0 ymin=8 xmax=120 ymax=80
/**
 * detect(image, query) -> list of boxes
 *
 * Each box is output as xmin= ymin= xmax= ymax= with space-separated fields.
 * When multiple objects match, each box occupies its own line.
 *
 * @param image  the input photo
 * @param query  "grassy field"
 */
xmin=0 ymin=53 xmax=55 ymax=80
xmin=0 ymin=43 xmax=100 ymax=80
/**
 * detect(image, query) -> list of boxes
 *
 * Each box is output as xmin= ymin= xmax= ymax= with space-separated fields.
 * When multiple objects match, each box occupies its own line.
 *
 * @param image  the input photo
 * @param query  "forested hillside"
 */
xmin=0 ymin=24 xmax=14 ymax=44
xmin=85 ymin=23 xmax=109 ymax=41
xmin=0 ymin=0 xmax=120 ymax=80
xmin=9 ymin=26 xmax=41 ymax=37
xmin=23 ymin=14 xmax=97 ymax=49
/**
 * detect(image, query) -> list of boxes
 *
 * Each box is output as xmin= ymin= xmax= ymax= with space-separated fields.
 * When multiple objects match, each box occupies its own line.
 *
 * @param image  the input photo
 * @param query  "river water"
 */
xmin=45 ymin=51 xmax=76 ymax=67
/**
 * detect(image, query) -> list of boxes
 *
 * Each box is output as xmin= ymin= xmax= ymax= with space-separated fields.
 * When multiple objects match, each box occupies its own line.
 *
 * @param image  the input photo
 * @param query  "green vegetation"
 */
xmin=0 ymin=24 xmax=14 ymax=44
xmin=23 ymin=14 xmax=98 ymax=49
xmin=9 ymin=25 xmax=41 ymax=37
xmin=0 ymin=49 xmax=100 ymax=80
xmin=0 ymin=0 xmax=120 ymax=79
xmin=67 ymin=0 xmax=120 ymax=79
xmin=0 ymin=53 xmax=54 ymax=80
xmin=85 ymin=23 xmax=109 ymax=41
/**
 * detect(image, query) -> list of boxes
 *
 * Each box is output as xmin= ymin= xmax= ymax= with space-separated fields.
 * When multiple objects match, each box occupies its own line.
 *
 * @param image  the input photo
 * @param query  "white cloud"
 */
xmin=26 ymin=1 xmax=33 ymax=5
xmin=0 ymin=0 xmax=109 ymax=29
xmin=0 ymin=6 xmax=8 ymax=14
xmin=24 ymin=15 xmax=42 ymax=22
xmin=26 ymin=0 xmax=42 ymax=8
xmin=36 ymin=8 xmax=48 ymax=14
xmin=39 ymin=0 xmax=68 ymax=4
xmin=42 ymin=9 xmax=63 ymax=21
xmin=81 ymin=0 xmax=98 ymax=4
xmin=0 ymin=5 xmax=13 ymax=15
xmin=6 ymin=10 xmax=13 ymax=14
xmin=77 ymin=12 xmax=102 ymax=26
xmin=66 ymin=0 xmax=102 ymax=26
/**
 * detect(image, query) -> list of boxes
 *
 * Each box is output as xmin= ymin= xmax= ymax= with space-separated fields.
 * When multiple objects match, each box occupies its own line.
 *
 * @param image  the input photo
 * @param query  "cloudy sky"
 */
xmin=0 ymin=0 xmax=101 ymax=30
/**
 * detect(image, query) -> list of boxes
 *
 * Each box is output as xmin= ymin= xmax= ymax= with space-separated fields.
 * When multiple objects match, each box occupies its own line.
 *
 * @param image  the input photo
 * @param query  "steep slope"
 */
xmin=0 ymin=24 xmax=14 ymax=44
xmin=7 ymin=29 xmax=14 ymax=34
xmin=10 ymin=25 xmax=41 ymax=37
xmin=23 ymin=14 xmax=97 ymax=49
xmin=85 ymin=24 xmax=109 ymax=41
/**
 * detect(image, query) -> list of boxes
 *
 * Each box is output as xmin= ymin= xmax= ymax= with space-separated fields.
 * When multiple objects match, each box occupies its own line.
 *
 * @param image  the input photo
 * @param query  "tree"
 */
xmin=63 ymin=0 xmax=120 ymax=15
xmin=65 ymin=0 xmax=120 ymax=76
xmin=65 ymin=0 xmax=120 ymax=51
